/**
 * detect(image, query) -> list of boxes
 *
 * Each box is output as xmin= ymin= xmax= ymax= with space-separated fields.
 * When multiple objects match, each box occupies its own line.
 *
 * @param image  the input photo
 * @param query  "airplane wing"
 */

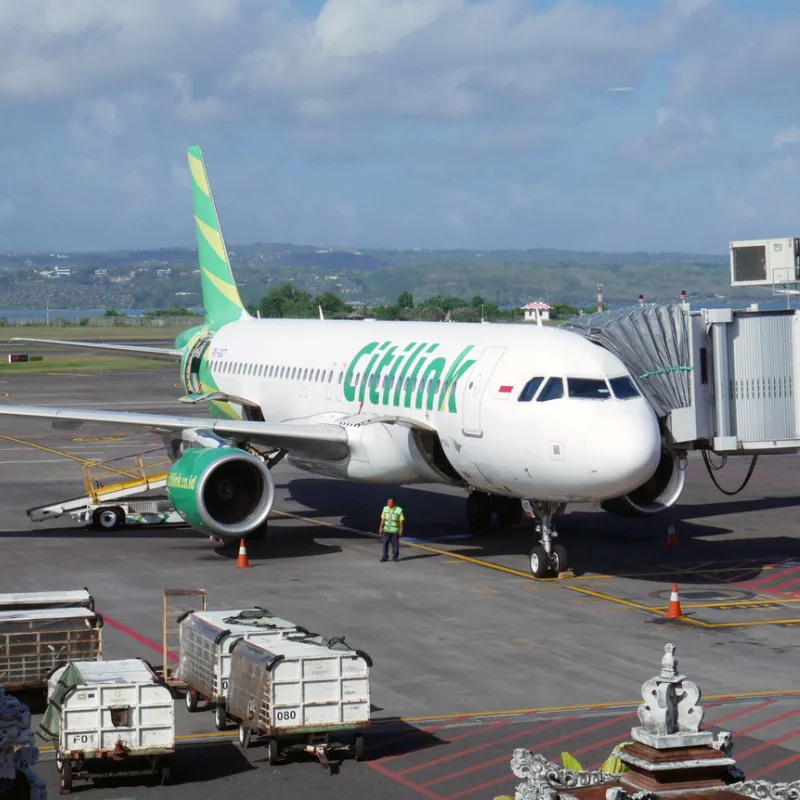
xmin=9 ymin=337 xmax=182 ymax=360
xmin=0 ymin=405 xmax=349 ymax=460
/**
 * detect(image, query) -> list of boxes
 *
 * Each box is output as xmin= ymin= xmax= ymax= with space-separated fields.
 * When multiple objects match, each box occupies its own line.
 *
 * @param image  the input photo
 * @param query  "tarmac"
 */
xmin=0 ymin=367 xmax=798 ymax=799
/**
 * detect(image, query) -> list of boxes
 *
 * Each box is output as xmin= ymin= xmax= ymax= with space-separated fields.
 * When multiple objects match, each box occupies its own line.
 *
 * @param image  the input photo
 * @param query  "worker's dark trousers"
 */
xmin=381 ymin=532 xmax=399 ymax=561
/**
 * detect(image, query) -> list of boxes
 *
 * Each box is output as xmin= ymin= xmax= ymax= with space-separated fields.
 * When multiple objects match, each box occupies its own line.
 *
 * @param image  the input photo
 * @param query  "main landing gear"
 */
xmin=466 ymin=491 xmax=523 ymax=532
xmin=526 ymin=501 xmax=568 ymax=578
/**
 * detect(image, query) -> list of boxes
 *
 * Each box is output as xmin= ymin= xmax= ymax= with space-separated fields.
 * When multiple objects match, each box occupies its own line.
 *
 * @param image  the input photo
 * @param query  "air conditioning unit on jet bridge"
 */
xmin=730 ymin=237 xmax=800 ymax=287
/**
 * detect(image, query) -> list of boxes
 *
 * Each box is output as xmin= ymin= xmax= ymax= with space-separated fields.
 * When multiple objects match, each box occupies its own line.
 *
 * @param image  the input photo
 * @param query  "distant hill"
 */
xmin=0 ymin=241 xmax=759 ymax=311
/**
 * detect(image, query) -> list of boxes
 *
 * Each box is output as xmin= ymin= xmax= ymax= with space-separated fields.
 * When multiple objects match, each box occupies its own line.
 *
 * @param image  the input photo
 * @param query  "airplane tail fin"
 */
xmin=187 ymin=146 xmax=250 ymax=327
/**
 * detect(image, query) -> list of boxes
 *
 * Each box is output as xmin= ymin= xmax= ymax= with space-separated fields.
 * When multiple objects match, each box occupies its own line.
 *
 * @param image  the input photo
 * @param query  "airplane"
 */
xmin=0 ymin=146 xmax=686 ymax=578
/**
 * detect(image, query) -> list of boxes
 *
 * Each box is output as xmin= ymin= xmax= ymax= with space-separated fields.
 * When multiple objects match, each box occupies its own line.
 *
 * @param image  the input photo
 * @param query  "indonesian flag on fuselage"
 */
xmin=496 ymin=385 xmax=514 ymax=400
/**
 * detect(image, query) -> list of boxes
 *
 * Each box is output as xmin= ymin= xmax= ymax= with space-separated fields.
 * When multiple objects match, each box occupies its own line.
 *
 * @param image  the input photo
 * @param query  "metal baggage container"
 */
xmin=40 ymin=658 xmax=174 ymax=794
xmin=226 ymin=635 xmax=373 ymax=767
xmin=0 ymin=607 xmax=103 ymax=691
xmin=177 ymin=607 xmax=308 ymax=731
xmin=0 ymin=589 xmax=94 ymax=612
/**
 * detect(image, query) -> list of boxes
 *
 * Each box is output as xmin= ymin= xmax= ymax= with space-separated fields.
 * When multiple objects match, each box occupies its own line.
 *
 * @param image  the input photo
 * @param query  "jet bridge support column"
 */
xmin=705 ymin=308 xmax=738 ymax=452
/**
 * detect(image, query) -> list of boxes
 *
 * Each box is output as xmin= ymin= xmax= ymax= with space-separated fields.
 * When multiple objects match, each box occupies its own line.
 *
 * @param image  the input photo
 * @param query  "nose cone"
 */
xmin=585 ymin=404 xmax=661 ymax=497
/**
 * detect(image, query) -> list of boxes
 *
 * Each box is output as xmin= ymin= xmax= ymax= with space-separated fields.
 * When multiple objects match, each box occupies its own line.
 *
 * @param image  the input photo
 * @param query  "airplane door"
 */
xmin=461 ymin=346 xmax=507 ymax=438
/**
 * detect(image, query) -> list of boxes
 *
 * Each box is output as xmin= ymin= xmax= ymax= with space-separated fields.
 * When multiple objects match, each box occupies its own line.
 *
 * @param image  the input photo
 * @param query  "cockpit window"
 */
xmin=536 ymin=377 xmax=564 ymax=402
xmin=609 ymin=376 xmax=641 ymax=399
xmin=567 ymin=378 xmax=611 ymax=399
xmin=518 ymin=377 xmax=544 ymax=402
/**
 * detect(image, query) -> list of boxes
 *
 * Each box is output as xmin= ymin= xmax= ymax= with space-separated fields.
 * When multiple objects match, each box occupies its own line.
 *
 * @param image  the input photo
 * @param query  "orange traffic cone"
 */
xmin=236 ymin=539 xmax=251 ymax=569
xmin=665 ymin=523 xmax=678 ymax=548
xmin=666 ymin=584 xmax=683 ymax=618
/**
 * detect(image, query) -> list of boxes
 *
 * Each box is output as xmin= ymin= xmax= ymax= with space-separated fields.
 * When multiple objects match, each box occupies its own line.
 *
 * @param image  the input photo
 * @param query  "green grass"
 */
xmin=0 ymin=354 xmax=172 ymax=374
xmin=0 ymin=325 xmax=193 ymax=342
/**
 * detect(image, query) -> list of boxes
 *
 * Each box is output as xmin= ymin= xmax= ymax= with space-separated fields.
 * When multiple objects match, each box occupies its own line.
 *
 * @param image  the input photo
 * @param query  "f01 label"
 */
xmin=275 ymin=710 xmax=297 ymax=722
xmin=73 ymin=734 xmax=94 ymax=744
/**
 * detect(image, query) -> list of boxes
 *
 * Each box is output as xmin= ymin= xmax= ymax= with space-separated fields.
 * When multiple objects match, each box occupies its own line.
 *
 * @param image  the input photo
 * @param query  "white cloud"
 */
xmin=314 ymin=0 xmax=462 ymax=57
xmin=1 ymin=0 xmax=800 ymax=253
xmin=774 ymin=125 xmax=800 ymax=149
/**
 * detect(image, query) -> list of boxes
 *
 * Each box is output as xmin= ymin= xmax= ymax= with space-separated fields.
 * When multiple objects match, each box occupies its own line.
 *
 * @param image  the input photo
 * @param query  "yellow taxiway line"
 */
xmin=274 ymin=510 xmax=800 ymax=628
xmin=35 ymin=688 xmax=800 ymax=752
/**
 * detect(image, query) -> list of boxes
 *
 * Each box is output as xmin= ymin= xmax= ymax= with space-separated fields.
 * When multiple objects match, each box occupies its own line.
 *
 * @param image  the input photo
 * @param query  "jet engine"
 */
xmin=166 ymin=446 xmax=275 ymax=538
xmin=600 ymin=447 xmax=685 ymax=517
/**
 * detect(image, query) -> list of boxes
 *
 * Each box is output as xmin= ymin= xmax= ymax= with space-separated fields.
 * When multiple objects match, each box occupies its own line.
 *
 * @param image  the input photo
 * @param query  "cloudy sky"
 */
xmin=1 ymin=0 xmax=798 ymax=255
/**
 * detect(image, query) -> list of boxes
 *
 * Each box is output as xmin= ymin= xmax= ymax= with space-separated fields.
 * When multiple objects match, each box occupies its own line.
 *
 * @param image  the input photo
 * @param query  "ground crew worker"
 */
xmin=379 ymin=496 xmax=404 ymax=562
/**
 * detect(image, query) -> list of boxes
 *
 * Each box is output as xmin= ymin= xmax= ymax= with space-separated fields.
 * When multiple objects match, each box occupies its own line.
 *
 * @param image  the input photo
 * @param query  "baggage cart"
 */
xmin=0 ymin=589 xmax=94 ymax=612
xmin=162 ymin=588 xmax=207 ymax=690
xmin=226 ymin=635 xmax=373 ymax=768
xmin=0 ymin=607 xmax=103 ymax=691
xmin=177 ymin=607 xmax=311 ymax=731
xmin=39 ymin=658 xmax=175 ymax=794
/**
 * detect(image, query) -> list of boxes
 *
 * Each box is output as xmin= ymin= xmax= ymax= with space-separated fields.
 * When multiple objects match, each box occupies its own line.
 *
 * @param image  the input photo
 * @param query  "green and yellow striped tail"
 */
xmin=187 ymin=145 xmax=249 ymax=327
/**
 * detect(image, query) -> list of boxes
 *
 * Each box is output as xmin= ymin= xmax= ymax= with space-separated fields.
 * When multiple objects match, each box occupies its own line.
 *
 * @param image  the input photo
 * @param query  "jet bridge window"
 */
xmin=567 ymin=378 xmax=611 ymax=399
xmin=536 ymin=377 xmax=564 ymax=402
xmin=609 ymin=376 xmax=640 ymax=399
xmin=518 ymin=377 xmax=544 ymax=402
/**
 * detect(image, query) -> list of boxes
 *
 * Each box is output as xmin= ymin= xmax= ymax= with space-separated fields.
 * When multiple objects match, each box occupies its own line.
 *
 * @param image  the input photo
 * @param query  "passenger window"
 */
xmin=518 ymin=377 xmax=544 ymax=402
xmin=609 ymin=376 xmax=640 ymax=399
xmin=567 ymin=378 xmax=611 ymax=399
xmin=536 ymin=377 xmax=564 ymax=402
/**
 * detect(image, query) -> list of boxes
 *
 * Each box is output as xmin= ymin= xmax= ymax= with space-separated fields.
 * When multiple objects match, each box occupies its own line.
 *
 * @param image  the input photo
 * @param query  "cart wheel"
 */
xmin=60 ymin=759 xmax=73 ymax=794
xmin=185 ymin=689 xmax=198 ymax=712
xmin=214 ymin=703 xmax=227 ymax=731
xmin=160 ymin=760 xmax=172 ymax=786
xmin=93 ymin=506 xmax=123 ymax=530
xmin=354 ymin=734 xmax=365 ymax=762
xmin=237 ymin=725 xmax=251 ymax=750
xmin=268 ymin=737 xmax=280 ymax=765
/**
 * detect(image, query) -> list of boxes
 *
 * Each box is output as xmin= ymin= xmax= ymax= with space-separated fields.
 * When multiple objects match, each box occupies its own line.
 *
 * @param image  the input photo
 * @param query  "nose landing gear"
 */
xmin=525 ymin=501 xmax=569 ymax=578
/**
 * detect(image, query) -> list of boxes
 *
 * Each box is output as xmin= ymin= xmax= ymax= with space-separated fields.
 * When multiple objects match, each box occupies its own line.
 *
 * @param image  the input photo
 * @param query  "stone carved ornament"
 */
xmin=637 ymin=643 xmax=704 ymax=738
xmin=510 ymin=750 xmax=620 ymax=800
xmin=727 ymin=780 xmax=800 ymax=800
xmin=0 ymin=686 xmax=47 ymax=799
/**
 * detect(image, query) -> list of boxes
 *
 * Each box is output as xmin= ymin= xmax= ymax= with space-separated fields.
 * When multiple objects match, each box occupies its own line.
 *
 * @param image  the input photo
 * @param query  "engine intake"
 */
xmin=166 ymin=446 xmax=275 ymax=538
xmin=601 ymin=447 xmax=685 ymax=517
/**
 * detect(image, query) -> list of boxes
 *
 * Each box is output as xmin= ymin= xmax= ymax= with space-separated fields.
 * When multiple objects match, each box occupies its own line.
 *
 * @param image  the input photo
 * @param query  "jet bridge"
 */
xmin=563 ymin=302 xmax=800 ymax=457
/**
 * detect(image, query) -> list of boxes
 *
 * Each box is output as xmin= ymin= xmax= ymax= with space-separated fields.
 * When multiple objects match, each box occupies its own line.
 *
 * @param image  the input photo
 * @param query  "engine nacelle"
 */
xmin=166 ymin=446 xmax=275 ymax=538
xmin=600 ymin=447 xmax=685 ymax=517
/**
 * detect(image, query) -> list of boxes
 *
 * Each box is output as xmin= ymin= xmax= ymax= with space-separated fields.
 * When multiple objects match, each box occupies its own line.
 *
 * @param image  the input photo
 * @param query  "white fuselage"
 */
xmin=199 ymin=318 xmax=662 ymax=503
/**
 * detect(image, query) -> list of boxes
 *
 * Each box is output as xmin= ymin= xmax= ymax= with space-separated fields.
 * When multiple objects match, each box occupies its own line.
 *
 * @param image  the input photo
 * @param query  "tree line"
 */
xmin=248 ymin=283 xmax=600 ymax=323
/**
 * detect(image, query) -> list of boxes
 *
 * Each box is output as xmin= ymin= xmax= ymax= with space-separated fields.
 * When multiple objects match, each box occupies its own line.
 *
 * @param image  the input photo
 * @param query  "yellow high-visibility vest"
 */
xmin=381 ymin=506 xmax=404 ymax=533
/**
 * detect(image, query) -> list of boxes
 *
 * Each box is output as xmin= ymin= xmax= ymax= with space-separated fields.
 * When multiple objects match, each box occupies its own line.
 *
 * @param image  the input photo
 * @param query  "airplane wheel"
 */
xmin=466 ymin=492 xmax=492 ymax=532
xmin=550 ymin=544 xmax=569 ymax=575
xmin=529 ymin=546 xmax=552 ymax=578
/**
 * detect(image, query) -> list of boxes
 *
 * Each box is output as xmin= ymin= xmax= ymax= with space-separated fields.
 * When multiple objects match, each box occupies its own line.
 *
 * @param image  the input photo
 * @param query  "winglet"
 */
xmin=187 ymin=146 xmax=250 ymax=326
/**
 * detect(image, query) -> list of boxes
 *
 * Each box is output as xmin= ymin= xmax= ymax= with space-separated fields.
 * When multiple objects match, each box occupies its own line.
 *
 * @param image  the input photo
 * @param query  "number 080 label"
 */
xmin=274 ymin=708 xmax=298 ymax=724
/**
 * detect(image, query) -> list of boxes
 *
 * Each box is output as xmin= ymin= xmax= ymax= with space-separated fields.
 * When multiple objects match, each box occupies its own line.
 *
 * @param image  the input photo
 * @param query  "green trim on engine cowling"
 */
xmin=166 ymin=446 xmax=245 ymax=537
